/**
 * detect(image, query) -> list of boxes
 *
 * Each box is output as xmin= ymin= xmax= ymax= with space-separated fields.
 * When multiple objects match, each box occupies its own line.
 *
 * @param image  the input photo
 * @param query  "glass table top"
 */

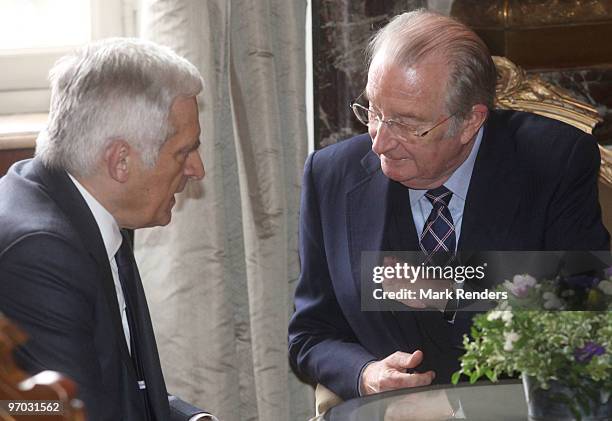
xmin=323 ymin=380 xmax=529 ymax=421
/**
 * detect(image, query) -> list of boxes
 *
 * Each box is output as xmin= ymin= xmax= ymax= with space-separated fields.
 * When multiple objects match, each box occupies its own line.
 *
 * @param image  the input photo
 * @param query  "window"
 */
xmin=0 ymin=0 xmax=138 ymax=115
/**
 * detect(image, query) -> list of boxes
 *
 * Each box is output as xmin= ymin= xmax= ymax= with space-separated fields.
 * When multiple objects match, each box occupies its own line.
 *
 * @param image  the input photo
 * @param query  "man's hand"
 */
xmin=360 ymin=350 xmax=435 ymax=395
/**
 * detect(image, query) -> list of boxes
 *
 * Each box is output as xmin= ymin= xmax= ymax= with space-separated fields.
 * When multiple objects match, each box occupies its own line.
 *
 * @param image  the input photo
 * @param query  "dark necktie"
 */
xmin=115 ymin=231 xmax=153 ymax=420
xmin=419 ymin=186 xmax=456 ymax=265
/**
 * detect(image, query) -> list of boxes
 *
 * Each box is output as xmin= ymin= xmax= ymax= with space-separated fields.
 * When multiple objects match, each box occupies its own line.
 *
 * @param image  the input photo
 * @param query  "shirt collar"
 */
xmin=443 ymin=125 xmax=483 ymax=202
xmin=409 ymin=126 xmax=484 ymax=206
xmin=67 ymin=173 xmax=123 ymax=260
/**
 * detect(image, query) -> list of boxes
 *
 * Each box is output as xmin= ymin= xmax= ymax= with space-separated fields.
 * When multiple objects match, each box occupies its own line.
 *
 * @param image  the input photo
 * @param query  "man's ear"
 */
xmin=459 ymin=104 xmax=488 ymax=145
xmin=104 ymin=140 xmax=131 ymax=183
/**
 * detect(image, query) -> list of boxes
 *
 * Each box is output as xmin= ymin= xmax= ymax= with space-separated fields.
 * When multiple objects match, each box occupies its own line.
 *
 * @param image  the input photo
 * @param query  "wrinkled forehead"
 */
xmin=365 ymin=54 xmax=450 ymax=103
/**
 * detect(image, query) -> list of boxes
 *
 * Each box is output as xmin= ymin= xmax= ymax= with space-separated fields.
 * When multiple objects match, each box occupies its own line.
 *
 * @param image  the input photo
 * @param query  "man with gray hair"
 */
xmin=289 ymin=9 xmax=608 ymax=404
xmin=0 ymin=38 xmax=216 ymax=420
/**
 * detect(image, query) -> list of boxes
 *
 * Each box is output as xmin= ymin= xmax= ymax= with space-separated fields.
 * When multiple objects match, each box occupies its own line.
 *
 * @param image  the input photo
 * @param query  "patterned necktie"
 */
xmin=419 ymin=186 xmax=456 ymax=265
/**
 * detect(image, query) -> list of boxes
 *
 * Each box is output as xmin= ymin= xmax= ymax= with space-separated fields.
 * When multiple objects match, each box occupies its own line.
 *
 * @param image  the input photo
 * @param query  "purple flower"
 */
xmin=563 ymin=275 xmax=599 ymax=290
xmin=574 ymin=342 xmax=606 ymax=363
xmin=604 ymin=266 xmax=612 ymax=279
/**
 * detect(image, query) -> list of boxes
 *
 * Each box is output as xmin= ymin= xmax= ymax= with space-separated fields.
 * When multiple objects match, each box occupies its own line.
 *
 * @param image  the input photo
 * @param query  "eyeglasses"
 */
xmin=350 ymin=95 xmax=457 ymax=140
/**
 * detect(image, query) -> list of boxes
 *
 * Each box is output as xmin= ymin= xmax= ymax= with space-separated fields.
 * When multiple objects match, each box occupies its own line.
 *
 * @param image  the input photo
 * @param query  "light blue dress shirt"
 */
xmin=408 ymin=127 xmax=484 ymax=249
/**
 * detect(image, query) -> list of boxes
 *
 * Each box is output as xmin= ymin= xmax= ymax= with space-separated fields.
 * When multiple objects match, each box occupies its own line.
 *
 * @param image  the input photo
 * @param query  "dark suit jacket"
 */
xmin=0 ymin=158 xmax=204 ymax=421
xmin=288 ymin=110 xmax=610 ymax=400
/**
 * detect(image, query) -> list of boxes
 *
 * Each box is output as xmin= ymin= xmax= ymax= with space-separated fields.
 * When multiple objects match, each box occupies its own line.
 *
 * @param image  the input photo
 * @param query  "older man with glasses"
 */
xmin=289 ymin=9 xmax=609 ymax=403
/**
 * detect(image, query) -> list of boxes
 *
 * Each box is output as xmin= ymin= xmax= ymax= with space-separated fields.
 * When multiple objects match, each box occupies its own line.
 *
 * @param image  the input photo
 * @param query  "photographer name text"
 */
xmin=372 ymin=288 xmax=508 ymax=301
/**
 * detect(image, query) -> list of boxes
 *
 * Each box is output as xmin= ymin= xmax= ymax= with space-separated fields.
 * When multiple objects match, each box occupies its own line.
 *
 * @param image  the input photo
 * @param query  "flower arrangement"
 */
xmin=452 ymin=273 xmax=612 ymax=419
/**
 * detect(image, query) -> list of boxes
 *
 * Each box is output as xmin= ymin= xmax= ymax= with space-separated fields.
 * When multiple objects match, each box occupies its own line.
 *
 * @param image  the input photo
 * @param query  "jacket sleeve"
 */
xmin=288 ymin=151 xmax=375 ymax=400
xmin=168 ymin=395 xmax=217 ymax=421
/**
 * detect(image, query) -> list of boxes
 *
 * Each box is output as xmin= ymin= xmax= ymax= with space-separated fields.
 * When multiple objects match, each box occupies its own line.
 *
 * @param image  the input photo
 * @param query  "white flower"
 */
xmin=505 ymin=274 xmax=537 ymax=297
xmin=501 ymin=311 xmax=513 ymax=323
xmin=598 ymin=280 xmax=612 ymax=295
xmin=487 ymin=311 xmax=502 ymax=321
xmin=498 ymin=301 xmax=511 ymax=311
xmin=503 ymin=331 xmax=520 ymax=351
xmin=488 ymin=301 xmax=514 ymax=321
xmin=488 ymin=308 xmax=513 ymax=324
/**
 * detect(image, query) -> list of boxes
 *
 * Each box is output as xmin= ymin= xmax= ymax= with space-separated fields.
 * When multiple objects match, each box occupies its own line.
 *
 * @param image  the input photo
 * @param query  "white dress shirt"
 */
xmin=68 ymin=173 xmax=131 ymax=352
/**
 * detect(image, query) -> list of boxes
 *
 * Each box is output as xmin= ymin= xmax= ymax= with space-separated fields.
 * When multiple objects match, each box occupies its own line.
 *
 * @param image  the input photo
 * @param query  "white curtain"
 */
xmin=135 ymin=1 xmax=313 ymax=420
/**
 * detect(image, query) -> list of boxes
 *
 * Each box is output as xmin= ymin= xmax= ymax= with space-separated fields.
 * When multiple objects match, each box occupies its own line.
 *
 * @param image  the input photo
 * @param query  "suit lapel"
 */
xmin=387 ymin=179 xmax=419 ymax=251
xmin=347 ymin=150 xmax=392 ymax=294
xmin=346 ymin=151 xmax=424 ymax=351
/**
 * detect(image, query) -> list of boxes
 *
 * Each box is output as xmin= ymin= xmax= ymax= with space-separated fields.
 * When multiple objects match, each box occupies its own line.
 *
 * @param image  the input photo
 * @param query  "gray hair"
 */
xmin=367 ymin=9 xmax=496 ymax=129
xmin=36 ymin=37 xmax=203 ymax=176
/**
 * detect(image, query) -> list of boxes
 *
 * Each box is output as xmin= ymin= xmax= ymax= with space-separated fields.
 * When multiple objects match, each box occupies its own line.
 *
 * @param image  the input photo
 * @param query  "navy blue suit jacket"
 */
xmin=288 ymin=110 xmax=610 ymax=399
xmin=0 ymin=159 xmax=204 ymax=421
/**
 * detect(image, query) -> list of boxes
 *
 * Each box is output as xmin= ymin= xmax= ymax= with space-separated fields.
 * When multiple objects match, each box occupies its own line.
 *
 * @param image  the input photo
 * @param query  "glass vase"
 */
xmin=522 ymin=375 xmax=611 ymax=421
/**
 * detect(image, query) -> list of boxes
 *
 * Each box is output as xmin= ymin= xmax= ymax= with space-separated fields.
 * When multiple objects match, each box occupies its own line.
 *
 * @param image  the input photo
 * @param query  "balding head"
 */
xmin=367 ymin=10 xmax=496 ymax=121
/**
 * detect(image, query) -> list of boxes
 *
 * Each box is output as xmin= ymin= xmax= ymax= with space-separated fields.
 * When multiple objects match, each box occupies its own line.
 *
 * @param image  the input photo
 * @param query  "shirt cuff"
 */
xmin=189 ymin=413 xmax=219 ymax=421
xmin=357 ymin=360 xmax=376 ymax=396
